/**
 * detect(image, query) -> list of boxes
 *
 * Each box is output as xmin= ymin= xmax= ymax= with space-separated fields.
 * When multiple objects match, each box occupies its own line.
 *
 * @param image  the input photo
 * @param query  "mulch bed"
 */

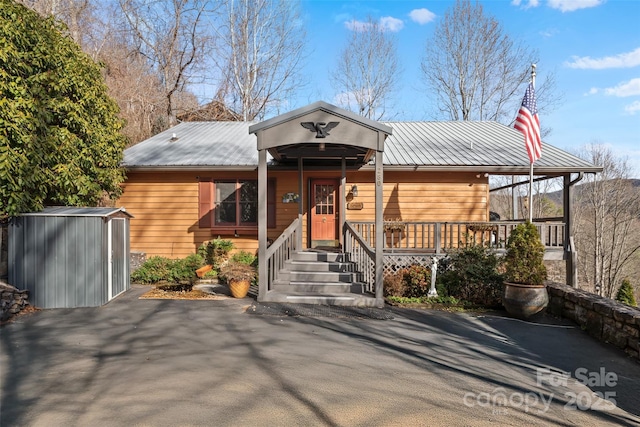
xmin=139 ymin=288 xmax=231 ymax=300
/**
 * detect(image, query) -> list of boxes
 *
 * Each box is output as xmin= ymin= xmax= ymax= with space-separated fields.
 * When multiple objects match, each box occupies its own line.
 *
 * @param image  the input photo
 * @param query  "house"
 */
xmin=119 ymin=101 xmax=601 ymax=307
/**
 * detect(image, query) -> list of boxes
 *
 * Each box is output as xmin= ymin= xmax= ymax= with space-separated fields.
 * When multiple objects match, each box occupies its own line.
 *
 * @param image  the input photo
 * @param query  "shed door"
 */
xmin=310 ymin=179 xmax=339 ymax=248
xmin=108 ymin=218 xmax=128 ymax=300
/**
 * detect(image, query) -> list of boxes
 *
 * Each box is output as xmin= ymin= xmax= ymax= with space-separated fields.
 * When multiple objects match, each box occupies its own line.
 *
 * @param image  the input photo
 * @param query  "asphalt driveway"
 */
xmin=1 ymin=285 xmax=639 ymax=426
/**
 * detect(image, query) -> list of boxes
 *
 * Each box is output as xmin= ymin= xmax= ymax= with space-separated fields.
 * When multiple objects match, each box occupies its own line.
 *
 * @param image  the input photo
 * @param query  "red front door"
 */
xmin=311 ymin=179 xmax=339 ymax=248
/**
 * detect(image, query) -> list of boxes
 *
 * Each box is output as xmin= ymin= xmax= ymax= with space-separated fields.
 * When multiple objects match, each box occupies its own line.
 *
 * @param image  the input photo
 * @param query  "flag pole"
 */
xmin=528 ymin=64 xmax=536 ymax=223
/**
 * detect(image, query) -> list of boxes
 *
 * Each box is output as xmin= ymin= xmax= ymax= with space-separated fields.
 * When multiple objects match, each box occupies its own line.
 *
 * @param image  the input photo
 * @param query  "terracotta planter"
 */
xmin=196 ymin=264 xmax=213 ymax=278
xmin=503 ymin=282 xmax=548 ymax=319
xmin=229 ymin=279 xmax=250 ymax=298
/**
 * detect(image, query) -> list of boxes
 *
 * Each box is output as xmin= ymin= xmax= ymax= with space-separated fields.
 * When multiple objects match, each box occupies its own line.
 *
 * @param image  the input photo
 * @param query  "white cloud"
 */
xmin=344 ymin=19 xmax=371 ymax=32
xmin=624 ymin=100 xmax=640 ymax=115
xmin=604 ymin=78 xmax=640 ymax=97
xmin=409 ymin=8 xmax=436 ymax=25
xmin=547 ymin=0 xmax=605 ymax=13
xmin=565 ymin=47 xmax=640 ymax=69
xmin=586 ymin=87 xmax=599 ymax=95
xmin=380 ymin=16 xmax=404 ymax=32
xmin=511 ymin=0 xmax=540 ymax=9
xmin=345 ymin=16 xmax=404 ymax=33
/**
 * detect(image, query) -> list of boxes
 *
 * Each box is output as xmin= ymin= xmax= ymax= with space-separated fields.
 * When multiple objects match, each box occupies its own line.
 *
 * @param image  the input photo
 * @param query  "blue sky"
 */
xmin=291 ymin=0 xmax=640 ymax=177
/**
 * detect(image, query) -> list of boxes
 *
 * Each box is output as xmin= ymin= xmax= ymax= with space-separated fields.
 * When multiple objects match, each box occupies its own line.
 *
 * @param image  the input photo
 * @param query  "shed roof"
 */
xmin=122 ymin=120 xmax=601 ymax=175
xmin=19 ymin=207 xmax=133 ymax=218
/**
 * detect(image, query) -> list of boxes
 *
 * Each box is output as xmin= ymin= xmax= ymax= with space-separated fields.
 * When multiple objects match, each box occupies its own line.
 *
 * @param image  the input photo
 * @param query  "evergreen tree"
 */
xmin=0 ymin=0 xmax=127 ymax=218
xmin=615 ymin=279 xmax=637 ymax=307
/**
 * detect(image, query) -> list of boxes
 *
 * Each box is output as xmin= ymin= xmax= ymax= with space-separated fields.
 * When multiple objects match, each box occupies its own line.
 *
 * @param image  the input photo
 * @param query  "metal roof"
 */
xmin=123 ymin=120 xmax=601 ymax=174
xmin=19 ymin=207 xmax=133 ymax=217
xmin=122 ymin=121 xmax=260 ymax=169
xmin=381 ymin=121 xmax=600 ymax=174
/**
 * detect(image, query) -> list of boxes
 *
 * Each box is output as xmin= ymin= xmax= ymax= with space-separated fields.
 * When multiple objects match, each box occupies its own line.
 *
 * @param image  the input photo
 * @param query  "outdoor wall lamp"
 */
xmin=350 ymin=185 xmax=358 ymax=197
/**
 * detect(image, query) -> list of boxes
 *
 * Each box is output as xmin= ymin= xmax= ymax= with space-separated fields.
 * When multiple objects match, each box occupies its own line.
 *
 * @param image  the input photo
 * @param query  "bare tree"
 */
xmin=19 ymin=0 xmax=94 ymax=45
xmin=214 ymin=0 xmax=306 ymax=121
xmin=330 ymin=16 xmax=401 ymax=120
xmin=118 ymin=0 xmax=212 ymax=127
xmin=420 ymin=0 xmax=560 ymax=125
xmin=572 ymin=144 xmax=640 ymax=298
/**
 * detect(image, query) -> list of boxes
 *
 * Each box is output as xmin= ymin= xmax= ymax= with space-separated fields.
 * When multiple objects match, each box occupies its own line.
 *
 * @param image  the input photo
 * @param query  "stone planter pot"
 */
xmin=228 ymin=279 xmax=250 ymax=298
xmin=503 ymin=282 xmax=548 ymax=319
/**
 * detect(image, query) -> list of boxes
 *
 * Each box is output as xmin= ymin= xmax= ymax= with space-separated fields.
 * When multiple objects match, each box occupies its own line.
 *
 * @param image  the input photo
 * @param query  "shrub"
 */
xmin=171 ymin=253 xmax=205 ymax=284
xmin=503 ymin=222 xmax=547 ymax=285
xmin=131 ymin=256 xmax=174 ymax=284
xmin=198 ymin=238 xmax=234 ymax=269
xmin=383 ymin=270 xmax=405 ymax=297
xmin=615 ymin=279 xmax=637 ymax=307
xmin=231 ymin=250 xmax=257 ymax=266
xmin=130 ymin=253 xmax=205 ymax=285
xmin=438 ymin=244 xmax=503 ymax=307
xmin=402 ymin=265 xmax=432 ymax=298
xmin=219 ymin=261 xmax=257 ymax=285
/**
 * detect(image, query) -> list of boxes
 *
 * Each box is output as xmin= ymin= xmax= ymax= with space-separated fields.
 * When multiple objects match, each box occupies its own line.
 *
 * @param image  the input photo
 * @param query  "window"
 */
xmin=199 ymin=179 xmax=275 ymax=231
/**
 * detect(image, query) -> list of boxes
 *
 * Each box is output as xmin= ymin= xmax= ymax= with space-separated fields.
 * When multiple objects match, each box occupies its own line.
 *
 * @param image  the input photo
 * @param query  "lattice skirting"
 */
xmin=383 ymin=254 xmax=433 ymax=276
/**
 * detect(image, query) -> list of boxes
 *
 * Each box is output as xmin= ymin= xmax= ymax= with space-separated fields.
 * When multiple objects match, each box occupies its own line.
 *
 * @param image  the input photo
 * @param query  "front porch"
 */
xmin=260 ymin=218 xmax=569 ymax=307
xmin=246 ymin=101 xmax=597 ymax=308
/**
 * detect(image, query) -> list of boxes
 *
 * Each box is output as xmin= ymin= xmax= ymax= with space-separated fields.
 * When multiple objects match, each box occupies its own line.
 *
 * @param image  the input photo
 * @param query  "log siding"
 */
xmin=118 ymin=170 xmax=488 ymax=258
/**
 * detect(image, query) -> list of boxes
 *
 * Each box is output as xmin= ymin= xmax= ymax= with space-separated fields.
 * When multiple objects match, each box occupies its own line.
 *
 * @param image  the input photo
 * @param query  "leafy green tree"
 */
xmin=615 ymin=279 xmax=637 ymax=307
xmin=0 ymin=0 xmax=127 ymax=218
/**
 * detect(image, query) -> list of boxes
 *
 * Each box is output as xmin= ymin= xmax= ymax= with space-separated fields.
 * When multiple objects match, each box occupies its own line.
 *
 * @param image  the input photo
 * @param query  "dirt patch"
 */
xmin=139 ymin=288 xmax=231 ymax=300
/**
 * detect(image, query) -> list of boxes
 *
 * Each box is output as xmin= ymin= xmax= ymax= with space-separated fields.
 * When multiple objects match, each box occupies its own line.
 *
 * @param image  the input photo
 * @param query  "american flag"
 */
xmin=514 ymin=83 xmax=541 ymax=164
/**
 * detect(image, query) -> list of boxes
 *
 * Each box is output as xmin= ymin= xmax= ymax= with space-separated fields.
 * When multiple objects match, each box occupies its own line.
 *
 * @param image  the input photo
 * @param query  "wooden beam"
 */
xmin=375 ymin=149 xmax=384 ymax=307
xmin=258 ymin=147 xmax=267 ymax=300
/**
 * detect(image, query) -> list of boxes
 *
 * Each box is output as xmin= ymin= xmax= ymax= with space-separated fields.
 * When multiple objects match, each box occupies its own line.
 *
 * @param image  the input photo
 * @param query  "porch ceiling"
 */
xmin=268 ymin=142 xmax=373 ymax=166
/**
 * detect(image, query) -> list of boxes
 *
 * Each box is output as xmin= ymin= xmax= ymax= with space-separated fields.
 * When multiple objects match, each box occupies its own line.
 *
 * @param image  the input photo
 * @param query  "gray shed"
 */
xmin=8 ymin=207 xmax=132 ymax=308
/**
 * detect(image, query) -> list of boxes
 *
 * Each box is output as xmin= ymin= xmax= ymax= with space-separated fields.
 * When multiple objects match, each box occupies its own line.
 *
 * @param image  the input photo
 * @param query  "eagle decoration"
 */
xmin=300 ymin=121 xmax=339 ymax=138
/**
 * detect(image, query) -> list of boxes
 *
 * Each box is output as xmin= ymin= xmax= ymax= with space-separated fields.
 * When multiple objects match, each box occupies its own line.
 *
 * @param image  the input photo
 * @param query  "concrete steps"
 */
xmin=267 ymin=250 xmax=378 ymax=306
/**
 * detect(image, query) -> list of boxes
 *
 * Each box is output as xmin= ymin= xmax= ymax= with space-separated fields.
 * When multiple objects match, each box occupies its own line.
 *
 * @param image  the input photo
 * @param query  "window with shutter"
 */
xmin=198 ymin=178 xmax=276 ymax=232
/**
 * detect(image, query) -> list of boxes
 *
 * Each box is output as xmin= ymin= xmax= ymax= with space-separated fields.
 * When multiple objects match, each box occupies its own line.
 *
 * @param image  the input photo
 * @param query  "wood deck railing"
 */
xmin=347 ymin=220 xmax=565 ymax=254
xmin=265 ymin=217 xmax=300 ymax=291
xmin=343 ymin=221 xmax=376 ymax=293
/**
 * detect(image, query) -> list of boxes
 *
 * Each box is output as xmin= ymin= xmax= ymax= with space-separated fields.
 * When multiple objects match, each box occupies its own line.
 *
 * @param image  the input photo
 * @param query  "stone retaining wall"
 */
xmin=546 ymin=282 xmax=640 ymax=362
xmin=1 ymin=281 xmax=30 ymax=322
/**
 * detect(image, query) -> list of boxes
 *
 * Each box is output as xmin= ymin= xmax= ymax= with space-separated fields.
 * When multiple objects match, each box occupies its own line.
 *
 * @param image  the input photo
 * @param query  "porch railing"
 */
xmin=343 ymin=221 xmax=376 ymax=293
xmin=347 ymin=220 xmax=565 ymax=254
xmin=265 ymin=217 xmax=300 ymax=291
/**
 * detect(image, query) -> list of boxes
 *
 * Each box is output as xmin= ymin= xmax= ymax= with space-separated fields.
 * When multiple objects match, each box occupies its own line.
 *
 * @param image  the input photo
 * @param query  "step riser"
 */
xmin=279 ymin=271 xmax=354 ymax=283
xmin=292 ymin=252 xmax=349 ymax=263
xmin=285 ymin=261 xmax=353 ymax=272
xmin=272 ymin=283 xmax=352 ymax=293
xmin=262 ymin=293 xmax=382 ymax=307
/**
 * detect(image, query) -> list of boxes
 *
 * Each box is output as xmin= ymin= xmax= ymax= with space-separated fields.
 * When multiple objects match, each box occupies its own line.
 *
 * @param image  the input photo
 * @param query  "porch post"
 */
xmin=340 ymin=156 xmax=346 ymax=249
xmin=375 ymin=149 xmax=384 ymax=307
xmin=298 ymin=157 xmax=304 ymax=250
xmin=563 ymin=174 xmax=576 ymax=287
xmin=258 ymin=148 xmax=268 ymax=300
